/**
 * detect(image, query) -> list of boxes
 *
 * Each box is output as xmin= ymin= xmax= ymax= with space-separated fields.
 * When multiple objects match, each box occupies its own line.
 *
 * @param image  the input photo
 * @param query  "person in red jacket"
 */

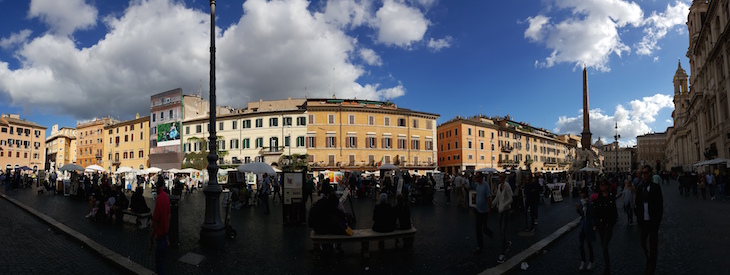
xmin=150 ymin=175 xmax=170 ymax=274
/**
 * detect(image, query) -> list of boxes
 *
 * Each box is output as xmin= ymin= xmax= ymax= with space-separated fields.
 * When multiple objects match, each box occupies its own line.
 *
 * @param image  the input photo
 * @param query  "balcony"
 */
xmin=500 ymin=146 xmax=513 ymax=153
xmin=112 ymin=158 xmax=121 ymax=165
xmin=259 ymin=146 xmax=284 ymax=155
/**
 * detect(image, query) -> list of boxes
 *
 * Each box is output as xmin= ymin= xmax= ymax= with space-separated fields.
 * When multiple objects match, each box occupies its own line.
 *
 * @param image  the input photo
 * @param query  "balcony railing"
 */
xmin=500 ymin=146 xmax=513 ymax=153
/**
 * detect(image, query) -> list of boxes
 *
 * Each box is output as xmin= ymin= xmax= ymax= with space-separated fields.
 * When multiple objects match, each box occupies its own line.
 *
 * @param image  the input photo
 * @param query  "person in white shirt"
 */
xmin=491 ymin=174 xmax=513 ymax=264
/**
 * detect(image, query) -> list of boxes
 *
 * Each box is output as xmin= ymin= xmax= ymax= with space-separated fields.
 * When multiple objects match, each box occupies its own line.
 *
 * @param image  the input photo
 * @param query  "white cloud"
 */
xmin=653 ymin=56 xmax=659 ymax=62
xmin=28 ymin=0 xmax=98 ymax=36
xmin=0 ymin=0 xmax=433 ymax=120
xmin=375 ymin=0 xmax=429 ymax=47
xmin=0 ymin=29 xmax=32 ymax=49
xmin=635 ymin=1 xmax=689 ymax=55
xmin=322 ymin=0 xmax=373 ymax=28
xmin=359 ymin=48 xmax=382 ymax=66
xmin=427 ymin=36 xmax=452 ymax=51
xmin=553 ymin=93 xmax=673 ymax=146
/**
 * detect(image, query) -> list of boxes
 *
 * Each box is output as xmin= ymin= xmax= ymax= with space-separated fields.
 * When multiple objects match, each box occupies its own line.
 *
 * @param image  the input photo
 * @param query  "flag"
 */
xmin=376 ymin=155 xmax=384 ymax=167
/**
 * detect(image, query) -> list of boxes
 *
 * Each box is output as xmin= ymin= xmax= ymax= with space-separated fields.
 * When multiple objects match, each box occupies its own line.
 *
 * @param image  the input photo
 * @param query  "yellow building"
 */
xmin=636 ymin=132 xmax=666 ymax=169
xmin=103 ymin=114 xmax=150 ymax=173
xmin=0 ymin=114 xmax=47 ymax=171
xmin=45 ymin=124 xmax=77 ymax=172
xmin=305 ymin=98 xmax=439 ymax=173
xmin=438 ymin=115 xmax=575 ymax=175
xmin=76 ymin=118 xmax=117 ymax=167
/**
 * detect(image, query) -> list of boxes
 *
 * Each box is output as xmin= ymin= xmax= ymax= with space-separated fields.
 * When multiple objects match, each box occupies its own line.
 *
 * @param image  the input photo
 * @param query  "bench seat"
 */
xmin=311 ymin=227 xmax=417 ymax=258
xmin=121 ymin=209 xmax=151 ymax=229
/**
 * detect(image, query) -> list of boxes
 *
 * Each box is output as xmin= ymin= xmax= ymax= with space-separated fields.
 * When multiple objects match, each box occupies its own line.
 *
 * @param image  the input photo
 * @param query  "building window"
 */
xmin=219 ymin=122 xmax=224 ymax=131
xmin=367 ymin=137 xmax=376 ymax=148
xmin=160 ymin=111 xmax=164 ymax=120
xmin=398 ymin=118 xmax=406 ymax=127
xmin=326 ymin=136 xmax=336 ymax=148
xmin=256 ymin=119 xmax=263 ymax=128
xmin=307 ymin=136 xmax=316 ymax=148
xmin=347 ymin=136 xmax=357 ymax=148
xmin=270 ymin=118 xmax=278 ymax=127
xmin=426 ymin=120 xmax=432 ymax=130
xmin=297 ymin=136 xmax=305 ymax=147
xmin=383 ymin=138 xmax=391 ymax=149
xmin=243 ymin=138 xmax=250 ymax=149
xmin=425 ymin=140 xmax=433 ymax=150
xmin=242 ymin=119 xmax=251 ymax=129
xmin=196 ymin=125 xmax=202 ymax=133
xmin=269 ymin=137 xmax=278 ymax=149
xmin=349 ymin=115 xmax=355 ymax=125
xmin=255 ymin=138 xmax=263 ymax=148
xmin=185 ymin=126 xmax=190 ymax=135
xmin=139 ymin=150 xmax=143 ymax=158
xmin=123 ymin=152 xmax=128 ymax=159
xmin=384 ymin=117 xmax=390 ymax=126
xmin=398 ymin=138 xmax=406 ymax=149
xmin=468 ymin=140 xmax=472 ymax=149
xmin=328 ymin=114 xmax=335 ymax=124
xmin=124 ymin=135 xmax=128 ymax=142
xmin=230 ymin=139 xmax=239 ymax=149
xmin=284 ymin=117 xmax=292 ymax=126
xmin=297 ymin=117 xmax=306 ymax=126
xmin=169 ymin=110 xmax=173 ymax=119
xmin=152 ymin=114 xmax=156 ymax=122
xmin=412 ymin=139 xmax=420 ymax=150
xmin=412 ymin=119 xmax=419 ymax=129
xmin=284 ymin=136 xmax=290 ymax=147
xmin=368 ymin=116 xmax=374 ymax=125
xmin=308 ymin=115 xmax=315 ymax=124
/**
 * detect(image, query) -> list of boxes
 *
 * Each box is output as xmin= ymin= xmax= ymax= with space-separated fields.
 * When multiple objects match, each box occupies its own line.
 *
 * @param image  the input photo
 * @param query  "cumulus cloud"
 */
xmin=0 ymin=29 xmax=32 ymax=49
xmin=525 ymin=0 xmax=688 ymax=71
xmin=553 ymin=93 xmax=673 ymax=146
xmin=427 ymin=36 xmax=452 ymax=51
xmin=28 ymin=0 xmax=98 ymax=36
xmin=375 ymin=0 xmax=429 ymax=47
xmin=0 ymin=0 xmax=438 ymax=120
xmin=635 ymin=1 xmax=689 ymax=55
xmin=359 ymin=48 xmax=383 ymax=66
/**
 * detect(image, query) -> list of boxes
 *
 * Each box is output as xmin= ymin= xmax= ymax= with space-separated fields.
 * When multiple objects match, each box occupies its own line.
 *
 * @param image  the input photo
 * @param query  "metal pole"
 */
xmin=200 ymin=0 xmax=225 ymax=249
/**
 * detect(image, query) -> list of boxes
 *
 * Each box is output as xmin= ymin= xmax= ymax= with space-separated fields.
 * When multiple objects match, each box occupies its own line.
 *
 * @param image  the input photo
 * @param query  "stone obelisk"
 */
xmin=581 ymin=66 xmax=592 ymax=149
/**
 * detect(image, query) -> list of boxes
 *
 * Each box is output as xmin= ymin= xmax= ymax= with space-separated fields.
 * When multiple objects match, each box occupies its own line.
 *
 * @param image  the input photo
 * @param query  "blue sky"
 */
xmin=0 ymin=0 xmax=691 ymax=146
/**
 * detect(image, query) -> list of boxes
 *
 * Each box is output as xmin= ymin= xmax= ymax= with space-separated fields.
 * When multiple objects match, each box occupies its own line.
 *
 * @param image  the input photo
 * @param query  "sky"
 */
xmin=0 ymin=0 xmax=692 ymax=147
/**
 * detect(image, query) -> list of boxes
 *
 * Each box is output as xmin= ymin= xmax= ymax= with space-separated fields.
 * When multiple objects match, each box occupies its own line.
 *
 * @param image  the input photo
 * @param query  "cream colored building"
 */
xmin=637 ymin=132 xmax=666 ymax=170
xmin=665 ymin=0 xmax=730 ymax=171
xmin=102 ymin=114 xmax=150 ymax=173
xmin=0 ymin=114 xmax=47 ymax=171
xmin=183 ymin=98 xmax=308 ymax=170
xmin=76 ymin=118 xmax=117 ymax=167
xmin=599 ymin=141 xmax=633 ymax=173
xmin=438 ymin=115 xmax=575 ymax=175
xmin=306 ymin=98 xmax=439 ymax=173
xmin=45 ymin=124 xmax=77 ymax=172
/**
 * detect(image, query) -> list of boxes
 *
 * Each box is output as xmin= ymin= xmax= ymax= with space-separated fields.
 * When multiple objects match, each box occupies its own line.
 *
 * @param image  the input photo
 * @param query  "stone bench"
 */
xmin=310 ymin=227 xmax=417 ymax=258
xmin=121 ymin=209 xmax=151 ymax=229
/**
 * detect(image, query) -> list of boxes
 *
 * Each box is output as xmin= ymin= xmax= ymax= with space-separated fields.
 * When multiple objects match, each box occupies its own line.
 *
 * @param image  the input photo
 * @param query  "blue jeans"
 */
xmin=156 ymin=235 xmax=168 ymax=275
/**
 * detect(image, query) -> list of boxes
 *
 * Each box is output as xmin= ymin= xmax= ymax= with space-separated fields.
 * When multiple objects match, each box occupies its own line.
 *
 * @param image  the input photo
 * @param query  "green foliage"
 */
xmin=184 ymin=136 xmax=228 ymax=170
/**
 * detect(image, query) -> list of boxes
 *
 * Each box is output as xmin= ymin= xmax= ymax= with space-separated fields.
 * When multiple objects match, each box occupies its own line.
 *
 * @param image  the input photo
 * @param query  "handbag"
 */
xmin=345 ymin=225 xmax=354 ymax=236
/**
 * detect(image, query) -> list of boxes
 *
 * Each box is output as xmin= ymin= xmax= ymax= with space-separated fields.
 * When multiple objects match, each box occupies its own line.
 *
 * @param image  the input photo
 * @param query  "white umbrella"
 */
xmin=377 ymin=163 xmax=399 ymax=171
xmin=59 ymin=163 xmax=84 ymax=172
xmin=476 ymin=167 xmax=499 ymax=173
xmin=180 ymin=168 xmax=199 ymax=174
xmin=147 ymin=167 xmax=162 ymax=173
xmin=115 ymin=167 xmax=133 ymax=174
xmin=167 ymin=168 xmax=181 ymax=174
xmin=85 ymin=164 xmax=105 ymax=172
xmin=237 ymin=162 xmax=276 ymax=175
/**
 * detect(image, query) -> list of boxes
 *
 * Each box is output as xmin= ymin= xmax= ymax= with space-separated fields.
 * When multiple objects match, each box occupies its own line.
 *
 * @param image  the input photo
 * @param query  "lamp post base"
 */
xmin=199 ymin=184 xmax=225 ymax=249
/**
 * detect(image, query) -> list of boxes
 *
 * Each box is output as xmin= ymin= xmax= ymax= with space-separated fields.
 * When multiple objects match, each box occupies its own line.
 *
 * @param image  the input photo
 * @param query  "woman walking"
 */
xmin=576 ymin=187 xmax=595 ymax=271
xmin=594 ymin=179 xmax=618 ymax=274
xmin=621 ymin=180 xmax=635 ymax=225
xmin=698 ymin=173 xmax=707 ymax=200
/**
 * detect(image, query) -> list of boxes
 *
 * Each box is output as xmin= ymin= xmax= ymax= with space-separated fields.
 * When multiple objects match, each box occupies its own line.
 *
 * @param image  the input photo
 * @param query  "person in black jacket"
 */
xmin=372 ymin=193 xmax=396 ymax=233
xmin=130 ymin=186 xmax=150 ymax=214
xmin=523 ymin=175 xmax=541 ymax=231
xmin=635 ymin=165 xmax=663 ymax=275
xmin=594 ymin=178 xmax=618 ymax=275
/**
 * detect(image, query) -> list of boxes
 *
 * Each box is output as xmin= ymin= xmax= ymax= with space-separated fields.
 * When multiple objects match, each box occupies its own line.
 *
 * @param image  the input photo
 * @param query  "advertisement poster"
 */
xmin=157 ymin=121 xmax=181 ymax=147
xmin=283 ymin=173 xmax=303 ymax=205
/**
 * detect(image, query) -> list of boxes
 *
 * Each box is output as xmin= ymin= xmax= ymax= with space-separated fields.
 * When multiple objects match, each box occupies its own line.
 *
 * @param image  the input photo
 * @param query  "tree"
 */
xmin=184 ymin=136 xmax=228 ymax=170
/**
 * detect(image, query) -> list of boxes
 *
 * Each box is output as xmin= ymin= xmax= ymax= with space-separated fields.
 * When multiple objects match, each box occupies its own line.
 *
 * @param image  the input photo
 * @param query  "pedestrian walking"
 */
xmin=635 ymin=165 xmax=663 ymax=275
xmin=523 ymin=175 xmax=540 ymax=231
xmin=621 ymin=180 xmax=635 ymax=225
xmin=303 ymin=174 xmax=315 ymax=207
xmin=150 ymin=176 xmax=171 ymax=275
xmin=259 ymin=173 xmax=271 ymax=214
xmin=472 ymin=172 xmax=493 ymax=254
xmin=576 ymin=187 xmax=595 ymax=271
xmin=491 ymin=174 xmax=513 ymax=263
xmin=455 ymin=173 xmax=465 ymax=207
xmin=705 ymin=172 xmax=716 ymax=200
xmin=698 ymin=173 xmax=707 ymax=200
xmin=444 ymin=174 xmax=452 ymax=205
xmin=594 ymin=179 xmax=618 ymax=275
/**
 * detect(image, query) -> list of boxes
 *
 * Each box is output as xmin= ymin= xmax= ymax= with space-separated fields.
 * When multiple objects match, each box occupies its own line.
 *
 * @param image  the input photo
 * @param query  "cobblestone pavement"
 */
xmin=517 ymin=180 xmax=730 ymax=275
xmin=3 ymin=184 xmax=583 ymax=274
xmin=0 ymin=197 xmax=123 ymax=274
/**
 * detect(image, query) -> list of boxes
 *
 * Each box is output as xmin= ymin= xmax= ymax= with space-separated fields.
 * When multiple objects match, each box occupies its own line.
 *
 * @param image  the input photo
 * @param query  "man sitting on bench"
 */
xmin=130 ymin=187 xmax=150 ymax=214
xmin=372 ymin=193 xmax=396 ymax=249
xmin=309 ymin=186 xmax=347 ymax=253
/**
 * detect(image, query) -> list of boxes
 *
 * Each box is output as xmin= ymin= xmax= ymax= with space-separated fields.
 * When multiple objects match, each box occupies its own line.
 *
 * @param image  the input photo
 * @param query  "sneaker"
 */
xmin=578 ymin=261 xmax=585 ymax=271
xmin=497 ymin=254 xmax=505 ymax=264
xmin=587 ymin=262 xmax=594 ymax=270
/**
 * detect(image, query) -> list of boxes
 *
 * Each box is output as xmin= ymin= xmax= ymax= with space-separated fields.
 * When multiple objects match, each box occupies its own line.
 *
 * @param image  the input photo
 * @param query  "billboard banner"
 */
xmin=157 ymin=121 xmax=181 ymax=147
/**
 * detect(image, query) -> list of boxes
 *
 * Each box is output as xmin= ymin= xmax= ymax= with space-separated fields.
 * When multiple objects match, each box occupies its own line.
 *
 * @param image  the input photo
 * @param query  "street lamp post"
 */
xmin=614 ymin=122 xmax=620 ymax=173
xmin=200 ymin=0 xmax=225 ymax=249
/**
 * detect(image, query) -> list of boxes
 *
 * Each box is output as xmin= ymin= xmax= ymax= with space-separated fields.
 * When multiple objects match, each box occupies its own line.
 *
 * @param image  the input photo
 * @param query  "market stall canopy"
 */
xmin=59 ymin=163 xmax=84 ymax=172
xmin=147 ymin=167 xmax=162 ymax=173
xmin=115 ymin=167 xmax=133 ymax=174
xmin=85 ymin=165 xmax=105 ymax=172
xmin=579 ymin=167 xmax=601 ymax=172
xmin=237 ymin=162 xmax=276 ymax=175
xmin=693 ymin=158 xmax=728 ymax=167
xmin=167 ymin=168 xmax=181 ymax=174
xmin=377 ymin=164 xmax=399 ymax=171
xmin=476 ymin=167 xmax=499 ymax=173
xmin=17 ymin=166 xmax=32 ymax=171
xmin=180 ymin=168 xmax=199 ymax=174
